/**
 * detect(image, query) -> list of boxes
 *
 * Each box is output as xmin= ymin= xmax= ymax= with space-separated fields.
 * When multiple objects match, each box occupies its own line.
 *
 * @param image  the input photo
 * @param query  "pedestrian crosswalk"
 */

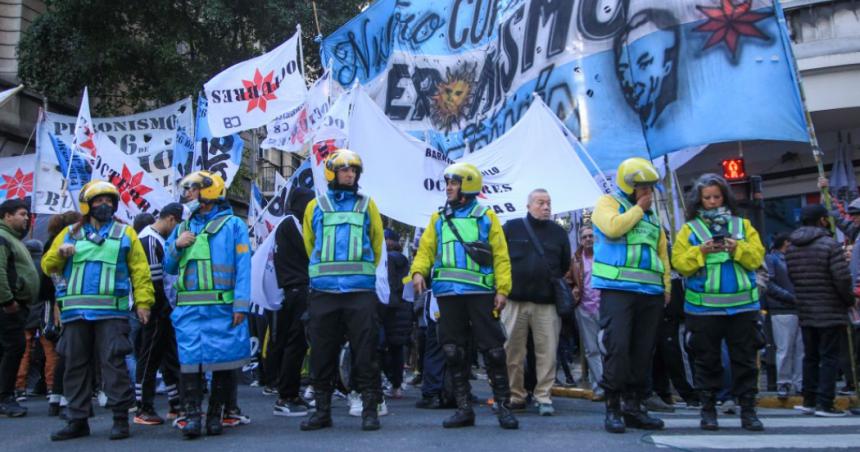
xmin=646 ymin=410 xmax=860 ymax=450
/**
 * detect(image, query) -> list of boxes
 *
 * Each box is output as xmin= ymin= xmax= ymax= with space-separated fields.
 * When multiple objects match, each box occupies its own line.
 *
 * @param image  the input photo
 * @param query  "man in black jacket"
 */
xmin=271 ymin=187 xmax=315 ymax=418
xmin=501 ymin=189 xmax=571 ymax=416
xmin=785 ymin=204 xmax=853 ymax=417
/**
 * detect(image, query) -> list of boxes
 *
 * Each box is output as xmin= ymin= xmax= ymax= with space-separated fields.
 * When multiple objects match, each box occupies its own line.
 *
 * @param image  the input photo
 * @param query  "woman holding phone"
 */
xmin=671 ymin=174 xmax=766 ymax=432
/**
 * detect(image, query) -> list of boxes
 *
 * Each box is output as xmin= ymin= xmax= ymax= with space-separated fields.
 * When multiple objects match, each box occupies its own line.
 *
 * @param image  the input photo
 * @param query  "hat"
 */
xmin=847 ymin=198 xmax=860 ymax=215
xmin=384 ymin=228 xmax=400 ymax=242
xmin=800 ymin=204 xmax=828 ymax=223
xmin=160 ymin=202 xmax=185 ymax=221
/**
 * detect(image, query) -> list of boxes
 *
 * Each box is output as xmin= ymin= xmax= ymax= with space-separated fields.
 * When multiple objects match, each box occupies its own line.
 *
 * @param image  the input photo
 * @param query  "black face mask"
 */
xmin=91 ymin=204 xmax=114 ymax=223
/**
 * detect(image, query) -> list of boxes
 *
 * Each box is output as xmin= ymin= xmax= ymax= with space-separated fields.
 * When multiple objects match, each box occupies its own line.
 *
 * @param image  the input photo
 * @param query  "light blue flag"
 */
xmin=322 ymin=0 xmax=809 ymax=172
xmin=194 ymin=93 xmax=244 ymax=187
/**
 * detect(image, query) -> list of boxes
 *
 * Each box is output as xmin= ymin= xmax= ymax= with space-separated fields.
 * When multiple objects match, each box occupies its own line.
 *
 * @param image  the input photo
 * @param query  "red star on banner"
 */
xmin=113 ymin=164 xmax=153 ymax=206
xmin=0 ymin=168 xmax=33 ymax=199
xmin=242 ymin=69 xmax=278 ymax=113
xmin=695 ymin=0 xmax=769 ymax=57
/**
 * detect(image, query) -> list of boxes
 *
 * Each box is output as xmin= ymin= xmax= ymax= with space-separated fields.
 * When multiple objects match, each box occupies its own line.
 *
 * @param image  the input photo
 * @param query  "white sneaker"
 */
xmin=794 ymin=404 xmax=815 ymax=415
xmin=378 ymin=399 xmax=389 ymax=416
xmin=348 ymin=391 xmax=363 ymax=417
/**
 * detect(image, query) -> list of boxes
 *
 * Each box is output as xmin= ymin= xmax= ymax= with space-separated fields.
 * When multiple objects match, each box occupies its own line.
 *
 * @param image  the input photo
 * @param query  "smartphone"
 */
xmin=712 ymin=233 xmax=726 ymax=244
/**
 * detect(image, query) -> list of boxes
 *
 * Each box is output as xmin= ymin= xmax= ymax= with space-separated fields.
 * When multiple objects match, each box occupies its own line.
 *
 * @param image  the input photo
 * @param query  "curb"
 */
xmin=551 ymin=387 xmax=860 ymax=410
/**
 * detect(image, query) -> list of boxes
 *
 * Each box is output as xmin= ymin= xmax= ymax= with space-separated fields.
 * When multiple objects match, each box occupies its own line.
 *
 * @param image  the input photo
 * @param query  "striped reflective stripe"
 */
xmin=592 ymin=261 xmax=663 ymax=285
xmin=176 ymin=290 xmax=234 ymax=306
xmin=309 ymin=261 xmax=376 ymax=277
xmin=433 ymin=268 xmax=494 ymax=289
xmin=60 ymin=296 xmax=128 ymax=311
xmin=685 ymin=288 xmax=758 ymax=307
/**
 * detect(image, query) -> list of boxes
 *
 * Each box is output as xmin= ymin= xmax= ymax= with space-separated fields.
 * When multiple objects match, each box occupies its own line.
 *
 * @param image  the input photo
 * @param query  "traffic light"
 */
xmin=722 ymin=158 xmax=747 ymax=181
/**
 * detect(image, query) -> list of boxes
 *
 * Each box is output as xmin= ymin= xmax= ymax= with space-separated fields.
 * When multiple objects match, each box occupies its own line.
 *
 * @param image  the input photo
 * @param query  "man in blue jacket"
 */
xmin=164 ymin=171 xmax=251 ymax=439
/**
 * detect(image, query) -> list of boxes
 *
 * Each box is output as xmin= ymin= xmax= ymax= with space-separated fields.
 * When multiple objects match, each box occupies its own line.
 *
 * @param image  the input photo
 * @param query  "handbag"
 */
xmin=521 ymin=218 xmax=574 ymax=317
xmin=443 ymin=214 xmax=494 ymax=267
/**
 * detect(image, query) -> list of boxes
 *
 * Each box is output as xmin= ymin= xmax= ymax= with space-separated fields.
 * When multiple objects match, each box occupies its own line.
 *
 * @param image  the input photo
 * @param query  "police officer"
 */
xmin=164 ymin=171 xmax=251 ymax=439
xmin=672 ymin=173 xmax=765 ymax=431
xmin=299 ymin=149 xmax=385 ymax=432
xmin=591 ymin=158 xmax=670 ymax=434
xmin=410 ymin=162 xmax=518 ymax=430
xmin=42 ymin=180 xmax=154 ymax=441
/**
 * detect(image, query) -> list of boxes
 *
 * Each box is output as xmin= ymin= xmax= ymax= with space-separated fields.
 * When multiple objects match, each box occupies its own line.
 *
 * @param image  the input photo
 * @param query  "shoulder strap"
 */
xmin=108 ymin=223 xmax=126 ymax=240
xmin=729 ymin=216 xmax=744 ymax=238
xmin=469 ymin=204 xmax=488 ymax=218
xmin=316 ymin=194 xmax=334 ymax=213
xmin=205 ymin=215 xmax=231 ymax=234
xmin=687 ymin=218 xmax=713 ymax=242
xmin=70 ymin=225 xmax=86 ymax=241
xmin=614 ymin=194 xmax=633 ymax=210
xmin=354 ymin=194 xmax=370 ymax=213
xmin=521 ymin=218 xmax=554 ymax=276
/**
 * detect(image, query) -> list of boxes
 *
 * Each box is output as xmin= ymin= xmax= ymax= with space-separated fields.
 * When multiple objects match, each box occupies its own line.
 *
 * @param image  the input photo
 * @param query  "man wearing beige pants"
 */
xmin=501 ymin=190 xmax=571 ymax=416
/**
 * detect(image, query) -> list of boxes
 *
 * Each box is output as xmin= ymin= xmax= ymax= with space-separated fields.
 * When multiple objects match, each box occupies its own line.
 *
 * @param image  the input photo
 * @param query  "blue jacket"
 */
xmin=165 ymin=204 xmax=251 ymax=372
xmin=764 ymin=251 xmax=796 ymax=315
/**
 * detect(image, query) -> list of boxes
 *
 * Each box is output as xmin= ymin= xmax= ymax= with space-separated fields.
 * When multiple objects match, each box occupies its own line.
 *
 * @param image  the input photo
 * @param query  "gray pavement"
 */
xmin=1 ymin=381 xmax=859 ymax=452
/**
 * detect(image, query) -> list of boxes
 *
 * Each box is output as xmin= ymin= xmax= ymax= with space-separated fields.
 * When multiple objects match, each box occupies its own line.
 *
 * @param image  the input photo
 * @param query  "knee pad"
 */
xmin=442 ymin=344 xmax=463 ymax=364
xmin=484 ymin=347 xmax=507 ymax=367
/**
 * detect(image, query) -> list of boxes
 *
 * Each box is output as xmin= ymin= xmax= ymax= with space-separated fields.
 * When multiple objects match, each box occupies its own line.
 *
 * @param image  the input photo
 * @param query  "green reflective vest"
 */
xmin=592 ymin=195 xmax=665 ymax=286
xmin=432 ymin=204 xmax=495 ymax=291
xmin=684 ymin=216 xmax=758 ymax=308
xmin=308 ymin=194 xmax=377 ymax=278
xmin=59 ymin=223 xmax=129 ymax=312
xmin=175 ymin=215 xmax=234 ymax=306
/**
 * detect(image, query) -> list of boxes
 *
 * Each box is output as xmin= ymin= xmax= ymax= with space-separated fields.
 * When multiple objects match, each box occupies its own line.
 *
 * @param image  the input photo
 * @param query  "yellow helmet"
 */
xmin=78 ymin=180 xmax=120 ymax=215
xmin=615 ymin=157 xmax=660 ymax=195
xmin=324 ymin=149 xmax=363 ymax=183
xmin=180 ymin=170 xmax=226 ymax=202
xmin=443 ymin=162 xmax=483 ymax=196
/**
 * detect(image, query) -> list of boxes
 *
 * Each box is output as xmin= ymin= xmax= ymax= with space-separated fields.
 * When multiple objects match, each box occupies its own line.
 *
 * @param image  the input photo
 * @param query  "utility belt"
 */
xmin=176 ymin=290 xmax=235 ymax=307
xmin=432 ymin=267 xmax=495 ymax=290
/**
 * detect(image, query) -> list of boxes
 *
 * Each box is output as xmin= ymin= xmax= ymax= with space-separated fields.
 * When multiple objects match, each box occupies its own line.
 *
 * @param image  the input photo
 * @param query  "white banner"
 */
xmin=204 ymin=27 xmax=307 ymax=137
xmin=349 ymin=89 xmax=602 ymax=227
xmin=309 ymin=89 xmax=355 ymax=192
xmin=38 ymin=98 xmax=193 ymax=193
xmin=262 ymin=70 xmax=342 ymax=152
xmin=249 ymin=221 xmax=288 ymax=311
xmin=90 ymin=134 xmax=175 ymax=223
xmin=0 ymin=154 xmax=35 ymax=202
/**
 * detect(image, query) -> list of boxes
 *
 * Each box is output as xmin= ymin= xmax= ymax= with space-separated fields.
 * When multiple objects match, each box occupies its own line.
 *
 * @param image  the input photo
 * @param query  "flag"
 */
xmin=194 ymin=93 xmax=244 ymax=188
xmin=323 ymin=0 xmax=809 ymax=171
xmin=830 ymin=141 xmax=858 ymax=207
xmin=72 ymin=87 xmax=97 ymax=158
xmin=33 ymin=110 xmax=92 ymax=214
xmin=173 ymin=125 xmax=195 ymax=185
xmin=249 ymin=182 xmax=267 ymax=248
xmin=0 ymin=154 xmax=35 ymax=202
xmin=262 ymin=69 xmax=344 ymax=152
xmin=204 ymin=26 xmax=308 ymax=137
xmin=309 ymin=89 xmax=355 ymax=192
xmin=348 ymin=88 xmax=603 ymax=227
xmin=249 ymin=224 xmax=287 ymax=312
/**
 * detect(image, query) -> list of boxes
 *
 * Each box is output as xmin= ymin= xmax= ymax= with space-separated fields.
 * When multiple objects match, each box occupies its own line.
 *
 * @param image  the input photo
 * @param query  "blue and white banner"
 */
xmin=193 ymin=94 xmax=245 ymax=189
xmin=322 ymin=0 xmax=808 ymax=171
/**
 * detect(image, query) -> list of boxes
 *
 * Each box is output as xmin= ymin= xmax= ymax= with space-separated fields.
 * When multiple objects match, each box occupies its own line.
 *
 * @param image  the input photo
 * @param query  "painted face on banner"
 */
xmin=614 ymin=10 xmax=680 ymax=129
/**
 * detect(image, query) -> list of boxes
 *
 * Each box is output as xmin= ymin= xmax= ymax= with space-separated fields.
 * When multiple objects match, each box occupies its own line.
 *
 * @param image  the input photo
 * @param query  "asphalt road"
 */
xmin=2 ymin=382 xmax=859 ymax=452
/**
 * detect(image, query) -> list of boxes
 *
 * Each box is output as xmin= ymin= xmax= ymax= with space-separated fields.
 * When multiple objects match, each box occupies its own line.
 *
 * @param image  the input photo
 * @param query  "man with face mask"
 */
xmin=164 ymin=171 xmax=252 ymax=439
xmin=410 ymin=162 xmax=518 ymax=430
xmin=0 ymin=199 xmax=39 ymax=419
xmin=299 ymin=149 xmax=385 ymax=432
xmin=42 ymin=180 xmax=154 ymax=441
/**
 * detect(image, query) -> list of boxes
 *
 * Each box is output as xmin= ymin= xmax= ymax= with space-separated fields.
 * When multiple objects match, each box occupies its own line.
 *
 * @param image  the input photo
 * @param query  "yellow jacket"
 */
xmin=42 ymin=222 xmax=154 ymax=310
xmin=409 ymin=209 xmax=512 ymax=296
xmin=672 ymin=217 xmax=765 ymax=277
xmin=591 ymin=194 xmax=671 ymax=294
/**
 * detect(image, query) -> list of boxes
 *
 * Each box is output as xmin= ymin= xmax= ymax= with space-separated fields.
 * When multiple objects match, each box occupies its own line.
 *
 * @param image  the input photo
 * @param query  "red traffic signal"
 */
xmin=722 ymin=158 xmax=747 ymax=181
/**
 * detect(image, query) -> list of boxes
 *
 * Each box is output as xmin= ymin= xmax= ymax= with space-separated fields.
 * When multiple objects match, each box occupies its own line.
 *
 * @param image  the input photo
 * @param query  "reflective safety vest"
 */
xmin=175 ymin=215 xmax=234 ymax=306
xmin=432 ymin=204 xmax=495 ymax=291
xmin=592 ymin=195 xmax=665 ymax=288
xmin=59 ymin=223 xmax=129 ymax=312
xmin=309 ymin=194 xmax=376 ymax=278
xmin=684 ymin=216 xmax=758 ymax=308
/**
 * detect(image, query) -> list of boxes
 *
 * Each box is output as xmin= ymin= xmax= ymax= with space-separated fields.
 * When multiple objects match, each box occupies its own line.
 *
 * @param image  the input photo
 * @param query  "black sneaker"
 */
xmin=273 ymin=398 xmax=309 ymax=417
xmin=814 ymin=406 xmax=848 ymax=417
xmin=507 ymin=400 xmax=527 ymax=412
xmin=133 ymin=406 xmax=164 ymax=425
xmin=777 ymin=384 xmax=791 ymax=400
xmin=0 ymin=398 xmax=27 ymax=417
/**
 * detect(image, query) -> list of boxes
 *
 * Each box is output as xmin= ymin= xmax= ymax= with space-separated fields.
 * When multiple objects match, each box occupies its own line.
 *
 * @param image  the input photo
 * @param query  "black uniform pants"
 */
xmin=802 ymin=326 xmax=844 ymax=409
xmin=135 ymin=309 xmax=181 ymax=408
xmin=271 ymin=286 xmax=309 ymax=400
xmin=685 ymin=311 xmax=762 ymax=399
xmin=59 ymin=319 xmax=134 ymax=419
xmin=307 ymin=290 xmax=380 ymax=396
xmin=0 ymin=310 xmax=25 ymax=400
xmin=598 ymin=290 xmax=662 ymax=395
xmin=436 ymin=294 xmax=506 ymax=351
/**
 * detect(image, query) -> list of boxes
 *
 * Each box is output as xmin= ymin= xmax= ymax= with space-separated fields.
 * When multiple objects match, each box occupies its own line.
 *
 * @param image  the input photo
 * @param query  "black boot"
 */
xmin=51 ymin=418 xmax=90 ymax=441
xmin=485 ymin=347 xmax=519 ymax=430
xmin=180 ymin=374 xmax=203 ymax=439
xmin=300 ymin=391 xmax=333 ymax=431
xmin=361 ymin=392 xmax=381 ymax=431
xmin=442 ymin=345 xmax=475 ymax=428
xmin=604 ymin=392 xmax=626 ymax=433
xmin=622 ymin=393 xmax=664 ymax=430
xmin=109 ymin=411 xmax=130 ymax=440
xmin=740 ymin=395 xmax=764 ymax=431
xmin=700 ymin=391 xmax=718 ymax=431
xmin=206 ymin=400 xmax=224 ymax=436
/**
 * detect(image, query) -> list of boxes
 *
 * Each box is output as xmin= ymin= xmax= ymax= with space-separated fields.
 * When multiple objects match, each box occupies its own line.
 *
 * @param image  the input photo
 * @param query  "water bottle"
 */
xmin=51 ymin=273 xmax=67 ymax=293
